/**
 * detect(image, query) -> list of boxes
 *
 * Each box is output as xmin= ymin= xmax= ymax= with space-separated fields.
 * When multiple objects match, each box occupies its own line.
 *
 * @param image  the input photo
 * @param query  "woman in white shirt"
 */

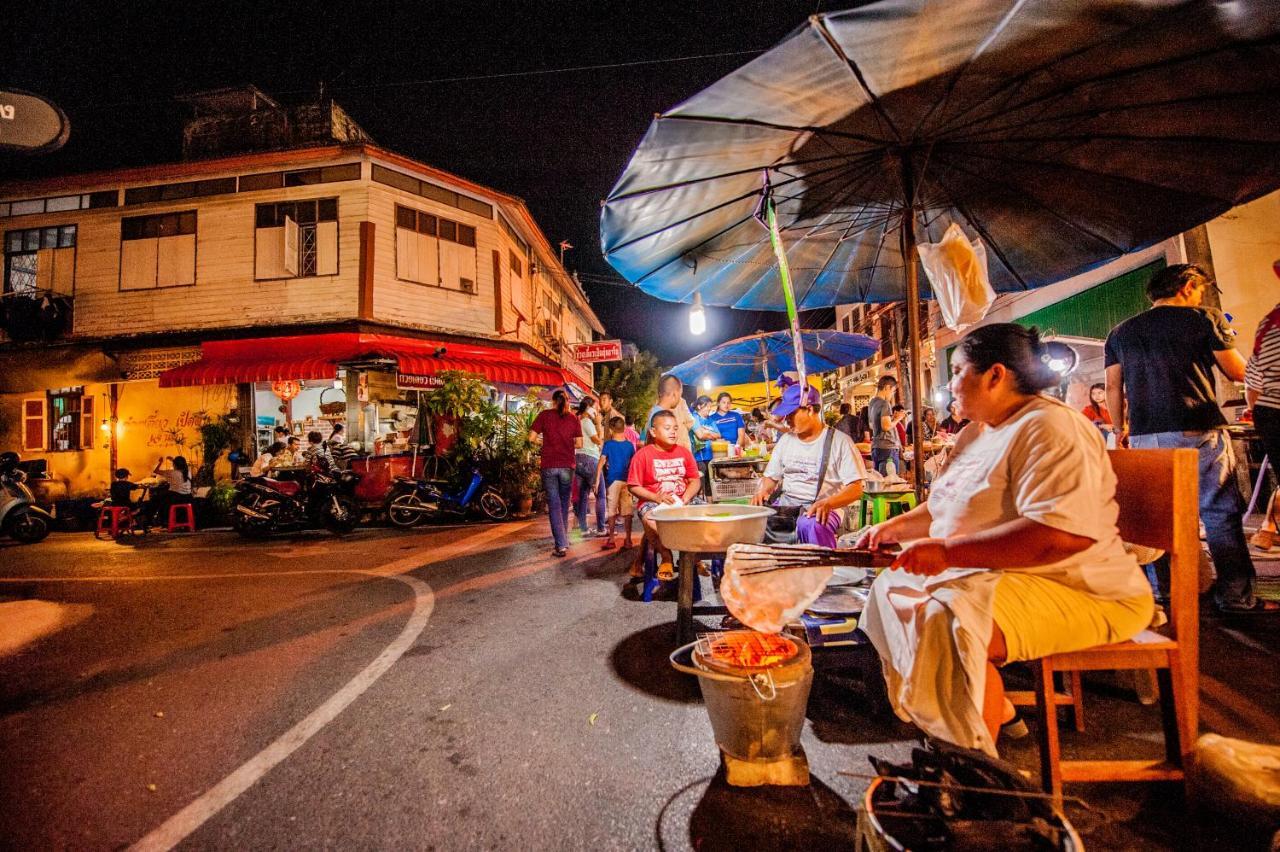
xmin=857 ymin=324 xmax=1153 ymax=756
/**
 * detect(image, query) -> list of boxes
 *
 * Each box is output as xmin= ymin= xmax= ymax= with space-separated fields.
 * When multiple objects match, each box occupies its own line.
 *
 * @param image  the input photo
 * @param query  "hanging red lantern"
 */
xmin=271 ymin=380 xmax=302 ymax=401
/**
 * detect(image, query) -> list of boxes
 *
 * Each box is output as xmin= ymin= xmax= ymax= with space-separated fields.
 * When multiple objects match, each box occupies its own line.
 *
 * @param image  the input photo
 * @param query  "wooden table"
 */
xmin=676 ymin=550 xmax=729 ymax=645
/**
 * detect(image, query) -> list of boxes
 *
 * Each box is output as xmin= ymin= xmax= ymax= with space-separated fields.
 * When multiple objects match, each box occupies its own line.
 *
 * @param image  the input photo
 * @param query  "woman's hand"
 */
xmin=891 ymin=538 xmax=950 ymax=576
xmin=854 ymin=522 xmax=896 ymax=550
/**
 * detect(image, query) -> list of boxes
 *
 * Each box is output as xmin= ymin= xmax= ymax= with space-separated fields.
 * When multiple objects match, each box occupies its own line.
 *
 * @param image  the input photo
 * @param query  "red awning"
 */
xmin=157 ymin=332 xmax=589 ymax=392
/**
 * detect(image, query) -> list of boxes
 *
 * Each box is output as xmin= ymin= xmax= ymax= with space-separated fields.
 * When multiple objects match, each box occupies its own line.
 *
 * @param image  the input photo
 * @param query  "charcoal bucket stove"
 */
xmin=671 ymin=630 xmax=813 ymax=786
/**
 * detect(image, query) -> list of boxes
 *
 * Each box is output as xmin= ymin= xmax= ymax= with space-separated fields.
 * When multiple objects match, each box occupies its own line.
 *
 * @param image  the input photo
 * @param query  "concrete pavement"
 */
xmin=1 ymin=523 xmax=1278 ymax=850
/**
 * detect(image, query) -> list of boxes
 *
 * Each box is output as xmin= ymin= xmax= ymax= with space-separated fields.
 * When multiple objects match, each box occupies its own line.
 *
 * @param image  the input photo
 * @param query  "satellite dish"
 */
xmin=0 ymin=90 xmax=70 ymax=155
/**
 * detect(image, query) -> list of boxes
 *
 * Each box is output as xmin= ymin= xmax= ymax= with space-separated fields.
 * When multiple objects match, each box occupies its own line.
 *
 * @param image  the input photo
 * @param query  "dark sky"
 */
xmin=2 ymin=0 xmax=842 ymax=367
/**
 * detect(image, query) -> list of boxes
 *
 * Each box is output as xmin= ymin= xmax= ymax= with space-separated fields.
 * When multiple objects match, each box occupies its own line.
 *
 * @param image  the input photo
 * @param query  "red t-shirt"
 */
xmin=1080 ymin=404 xmax=1113 ymax=426
xmin=531 ymin=409 xmax=581 ymax=469
xmin=627 ymin=443 xmax=698 ymax=504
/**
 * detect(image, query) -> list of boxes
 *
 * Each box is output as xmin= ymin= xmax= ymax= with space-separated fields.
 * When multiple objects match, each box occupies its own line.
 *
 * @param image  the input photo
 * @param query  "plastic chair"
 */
xmin=95 ymin=505 xmax=134 ymax=540
xmin=640 ymin=540 xmax=701 ymax=604
xmin=856 ymin=491 xmax=918 ymax=526
xmin=167 ymin=502 xmax=196 ymax=533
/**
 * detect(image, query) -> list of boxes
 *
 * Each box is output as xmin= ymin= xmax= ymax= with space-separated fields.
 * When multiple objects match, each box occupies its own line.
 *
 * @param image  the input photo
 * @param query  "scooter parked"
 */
xmin=232 ymin=465 xmax=362 ymax=538
xmin=384 ymin=467 xmax=508 ymax=527
xmin=0 ymin=452 xmax=52 ymax=544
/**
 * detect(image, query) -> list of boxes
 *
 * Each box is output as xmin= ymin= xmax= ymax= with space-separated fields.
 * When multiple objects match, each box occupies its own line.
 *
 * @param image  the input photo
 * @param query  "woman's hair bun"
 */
xmin=958 ymin=323 xmax=1060 ymax=394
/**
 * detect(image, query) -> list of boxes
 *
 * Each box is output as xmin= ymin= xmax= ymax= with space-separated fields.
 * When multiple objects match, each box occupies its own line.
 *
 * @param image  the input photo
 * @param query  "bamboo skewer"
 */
xmin=728 ymin=542 xmax=897 ymax=575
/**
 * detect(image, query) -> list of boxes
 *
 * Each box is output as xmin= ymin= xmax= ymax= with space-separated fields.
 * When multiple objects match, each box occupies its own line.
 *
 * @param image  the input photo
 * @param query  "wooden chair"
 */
xmin=1029 ymin=448 xmax=1199 ymax=800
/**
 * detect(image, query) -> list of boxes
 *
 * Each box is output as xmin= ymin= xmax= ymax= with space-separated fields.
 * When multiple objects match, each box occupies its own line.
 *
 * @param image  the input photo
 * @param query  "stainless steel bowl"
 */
xmin=647 ymin=503 xmax=775 ymax=552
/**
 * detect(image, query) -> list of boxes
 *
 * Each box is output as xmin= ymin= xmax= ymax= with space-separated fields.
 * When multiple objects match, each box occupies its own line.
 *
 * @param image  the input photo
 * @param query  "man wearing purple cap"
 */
xmin=750 ymin=383 xmax=867 ymax=547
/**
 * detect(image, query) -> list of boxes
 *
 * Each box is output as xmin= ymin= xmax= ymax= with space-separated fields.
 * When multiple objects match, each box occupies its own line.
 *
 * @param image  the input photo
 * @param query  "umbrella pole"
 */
xmin=901 ymin=158 xmax=926 ymax=502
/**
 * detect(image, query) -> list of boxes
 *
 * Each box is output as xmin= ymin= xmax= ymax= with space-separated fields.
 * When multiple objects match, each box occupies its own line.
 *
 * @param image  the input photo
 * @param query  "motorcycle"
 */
xmin=385 ymin=467 xmax=508 ymax=527
xmin=0 ymin=452 xmax=52 ymax=544
xmin=231 ymin=465 xmax=362 ymax=538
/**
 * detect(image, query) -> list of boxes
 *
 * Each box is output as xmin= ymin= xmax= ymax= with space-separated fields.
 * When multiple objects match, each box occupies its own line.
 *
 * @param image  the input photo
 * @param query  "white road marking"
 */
xmin=128 ymin=570 xmax=433 ymax=852
xmin=0 ymin=520 xmax=535 ymax=851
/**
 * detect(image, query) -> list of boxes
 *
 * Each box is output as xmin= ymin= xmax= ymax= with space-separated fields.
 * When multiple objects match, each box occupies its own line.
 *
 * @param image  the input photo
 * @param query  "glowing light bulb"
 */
xmin=701 ymin=376 xmax=712 ymax=391
xmin=689 ymin=293 xmax=706 ymax=336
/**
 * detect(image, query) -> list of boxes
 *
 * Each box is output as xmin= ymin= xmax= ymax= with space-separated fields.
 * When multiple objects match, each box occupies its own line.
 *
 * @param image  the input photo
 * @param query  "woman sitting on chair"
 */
xmin=856 ymin=323 xmax=1153 ymax=756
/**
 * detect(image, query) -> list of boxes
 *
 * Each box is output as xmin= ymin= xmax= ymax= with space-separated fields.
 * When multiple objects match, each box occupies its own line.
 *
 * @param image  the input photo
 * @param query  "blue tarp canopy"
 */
xmin=668 ymin=329 xmax=879 ymax=387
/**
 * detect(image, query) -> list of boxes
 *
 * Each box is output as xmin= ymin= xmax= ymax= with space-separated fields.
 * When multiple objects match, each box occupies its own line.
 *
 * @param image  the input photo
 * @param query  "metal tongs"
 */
xmin=728 ymin=542 xmax=899 ymax=576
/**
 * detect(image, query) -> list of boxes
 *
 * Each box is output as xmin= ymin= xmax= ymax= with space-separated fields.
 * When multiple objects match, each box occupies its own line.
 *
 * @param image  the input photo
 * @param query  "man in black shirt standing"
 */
xmin=1105 ymin=264 xmax=1275 ymax=614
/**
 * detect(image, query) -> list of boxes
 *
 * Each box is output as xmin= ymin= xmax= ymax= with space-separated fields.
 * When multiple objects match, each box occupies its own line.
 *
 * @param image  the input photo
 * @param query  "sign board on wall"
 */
xmin=396 ymin=373 xmax=445 ymax=391
xmin=567 ymin=340 xmax=622 ymax=363
xmin=0 ymin=90 xmax=70 ymax=154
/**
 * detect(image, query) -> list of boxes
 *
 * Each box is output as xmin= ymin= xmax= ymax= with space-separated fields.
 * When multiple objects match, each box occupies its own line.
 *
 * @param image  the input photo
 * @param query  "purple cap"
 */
xmin=776 ymin=371 xmax=799 ymax=389
xmin=772 ymin=382 xmax=821 ymax=417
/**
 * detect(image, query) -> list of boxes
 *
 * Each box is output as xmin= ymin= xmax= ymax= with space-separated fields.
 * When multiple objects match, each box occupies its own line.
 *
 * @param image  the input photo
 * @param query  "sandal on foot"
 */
xmin=553 ymin=547 xmax=568 ymax=558
xmin=657 ymin=562 xmax=676 ymax=581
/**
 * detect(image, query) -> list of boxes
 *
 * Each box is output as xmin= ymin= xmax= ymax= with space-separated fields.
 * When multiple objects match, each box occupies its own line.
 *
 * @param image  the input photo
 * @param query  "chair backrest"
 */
xmin=1108 ymin=448 xmax=1199 ymax=648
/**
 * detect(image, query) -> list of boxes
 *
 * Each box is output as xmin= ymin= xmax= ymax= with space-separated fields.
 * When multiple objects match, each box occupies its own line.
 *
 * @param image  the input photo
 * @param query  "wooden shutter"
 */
xmin=52 ymin=247 xmax=75 ymax=294
xmin=157 ymin=234 xmax=196 ymax=286
xmin=121 ymin=238 xmax=159 ymax=289
xmin=22 ymin=398 xmax=46 ymax=452
xmin=316 ymin=221 xmax=338 ymax=275
xmin=396 ymin=226 xmax=418 ymax=282
xmin=35 ymin=248 xmax=55 ymax=291
xmin=283 ymin=216 xmax=299 ymax=276
xmin=255 ymin=226 xmax=284 ymax=279
xmin=80 ymin=395 xmax=96 ymax=450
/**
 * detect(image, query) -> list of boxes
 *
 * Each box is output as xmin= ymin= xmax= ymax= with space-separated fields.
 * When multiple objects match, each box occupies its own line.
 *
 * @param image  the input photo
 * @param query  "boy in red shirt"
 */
xmin=627 ymin=409 xmax=701 ymax=580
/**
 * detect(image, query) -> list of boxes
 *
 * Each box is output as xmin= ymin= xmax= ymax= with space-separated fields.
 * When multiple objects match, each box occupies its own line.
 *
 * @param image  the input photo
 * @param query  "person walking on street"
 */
xmin=1246 ymin=297 xmax=1280 ymax=551
xmin=833 ymin=402 xmax=859 ymax=441
xmin=1105 ymin=263 xmax=1276 ymax=614
xmin=868 ymin=375 xmax=905 ymax=475
xmin=530 ymin=389 xmax=582 ymax=557
xmin=574 ymin=397 xmax=608 ymax=538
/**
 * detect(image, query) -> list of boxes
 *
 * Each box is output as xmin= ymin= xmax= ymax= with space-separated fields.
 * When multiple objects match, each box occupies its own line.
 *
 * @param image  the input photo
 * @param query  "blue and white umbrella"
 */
xmin=668 ymin=329 xmax=879 ymax=390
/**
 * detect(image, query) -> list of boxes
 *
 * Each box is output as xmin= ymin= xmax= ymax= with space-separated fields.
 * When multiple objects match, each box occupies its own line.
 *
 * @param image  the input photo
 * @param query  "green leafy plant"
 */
xmin=195 ymin=413 xmax=237 ymax=486
xmin=595 ymin=351 xmax=662 ymax=429
xmin=206 ymin=480 xmax=238 ymax=522
xmin=420 ymin=370 xmax=490 ymax=420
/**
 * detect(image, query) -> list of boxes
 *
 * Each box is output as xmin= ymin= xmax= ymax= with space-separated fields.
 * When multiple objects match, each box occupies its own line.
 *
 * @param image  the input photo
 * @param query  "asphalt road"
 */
xmin=1 ymin=523 xmax=1278 ymax=851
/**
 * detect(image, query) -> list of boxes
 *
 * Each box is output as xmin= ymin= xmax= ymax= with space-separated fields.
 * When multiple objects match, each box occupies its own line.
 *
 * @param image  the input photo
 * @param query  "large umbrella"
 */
xmin=667 ymin=329 xmax=880 ymax=389
xmin=601 ymin=0 xmax=1280 ymax=495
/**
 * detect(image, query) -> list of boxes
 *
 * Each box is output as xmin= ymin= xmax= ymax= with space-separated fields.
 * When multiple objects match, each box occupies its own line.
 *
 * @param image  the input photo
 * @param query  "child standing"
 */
xmin=595 ymin=416 xmax=636 ymax=551
xmin=627 ymin=410 xmax=701 ymax=580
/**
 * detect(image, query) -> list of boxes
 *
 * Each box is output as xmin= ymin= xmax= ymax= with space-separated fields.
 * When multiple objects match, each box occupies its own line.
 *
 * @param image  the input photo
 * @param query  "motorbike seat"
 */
xmin=263 ymin=479 xmax=301 ymax=497
xmin=393 ymin=476 xmax=419 ymax=485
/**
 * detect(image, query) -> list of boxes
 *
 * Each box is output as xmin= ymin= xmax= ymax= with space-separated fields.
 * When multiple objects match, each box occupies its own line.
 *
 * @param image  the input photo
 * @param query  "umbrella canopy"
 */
xmin=667 ymin=329 xmax=880 ymax=387
xmin=600 ymin=0 xmax=1280 ymax=310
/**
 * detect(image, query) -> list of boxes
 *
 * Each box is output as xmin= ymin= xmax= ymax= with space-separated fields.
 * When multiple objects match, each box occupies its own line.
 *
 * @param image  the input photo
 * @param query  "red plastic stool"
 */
xmin=96 ymin=506 xmax=134 ymax=540
xmin=167 ymin=502 xmax=196 ymax=533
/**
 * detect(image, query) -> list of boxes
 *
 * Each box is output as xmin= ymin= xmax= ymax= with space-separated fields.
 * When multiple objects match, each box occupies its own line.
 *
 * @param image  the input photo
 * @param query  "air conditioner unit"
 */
xmin=459 ymin=277 xmax=476 ymax=294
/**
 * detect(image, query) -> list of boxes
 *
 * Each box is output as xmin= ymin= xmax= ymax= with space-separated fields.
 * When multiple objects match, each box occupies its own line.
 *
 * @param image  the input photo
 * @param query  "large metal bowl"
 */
xmin=647 ymin=503 xmax=774 ymax=553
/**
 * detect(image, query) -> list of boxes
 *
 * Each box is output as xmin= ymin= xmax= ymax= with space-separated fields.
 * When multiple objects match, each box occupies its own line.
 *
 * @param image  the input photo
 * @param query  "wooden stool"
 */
xmin=167 ymin=503 xmax=196 ymax=533
xmin=95 ymin=506 xmax=134 ymax=540
xmin=856 ymin=491 xmax=917 ymax=527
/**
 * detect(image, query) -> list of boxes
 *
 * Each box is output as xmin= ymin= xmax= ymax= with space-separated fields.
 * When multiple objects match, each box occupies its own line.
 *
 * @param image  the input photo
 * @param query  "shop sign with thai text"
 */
xmin=567 ymin=340 xmax=622 ymax=363
xmin=396 ymin=373 xmax=445 ymax=391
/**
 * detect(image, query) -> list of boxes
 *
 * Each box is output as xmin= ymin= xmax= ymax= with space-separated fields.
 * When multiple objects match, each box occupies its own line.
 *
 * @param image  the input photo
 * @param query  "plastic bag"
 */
xmin=917 ymin=222 xmax=995 ymax=332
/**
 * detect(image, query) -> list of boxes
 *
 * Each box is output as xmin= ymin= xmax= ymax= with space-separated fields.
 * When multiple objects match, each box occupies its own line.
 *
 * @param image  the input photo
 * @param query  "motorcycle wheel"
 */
xmin=386 ymin=493 xmax=427 ymax=528
xmin=325 ymin=496 xmax=359 ymax=534
xmin=478 ymin=490 xmax=509 ymax=521
xmin=8 ymin=510 xmax=50 ymax=544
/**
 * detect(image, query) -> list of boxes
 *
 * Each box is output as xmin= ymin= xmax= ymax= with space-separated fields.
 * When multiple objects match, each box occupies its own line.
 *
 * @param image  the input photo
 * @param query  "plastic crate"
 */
xmin=710 ymin=476 xmax=759 ymax=503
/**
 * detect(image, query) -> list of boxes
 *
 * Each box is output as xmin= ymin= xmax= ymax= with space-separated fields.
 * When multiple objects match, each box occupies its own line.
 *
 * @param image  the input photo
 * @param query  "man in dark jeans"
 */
xmin=1105 ymin=263 xmax=1277 ymax=614
xmin=867 ymin=375 xmax=905 ymax=475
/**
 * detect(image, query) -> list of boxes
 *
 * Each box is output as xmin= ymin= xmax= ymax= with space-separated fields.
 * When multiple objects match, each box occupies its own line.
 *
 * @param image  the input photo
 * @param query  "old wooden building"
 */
xmin=0 ymin=86 xmax=603 ymax=499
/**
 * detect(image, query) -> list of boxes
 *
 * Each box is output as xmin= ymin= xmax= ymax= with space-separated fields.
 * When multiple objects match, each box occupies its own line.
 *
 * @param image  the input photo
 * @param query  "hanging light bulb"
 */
xmin=689 ymin=292 xmax=706 ymax=336
xmin=701 ymin=376 xmax=712 ymax=391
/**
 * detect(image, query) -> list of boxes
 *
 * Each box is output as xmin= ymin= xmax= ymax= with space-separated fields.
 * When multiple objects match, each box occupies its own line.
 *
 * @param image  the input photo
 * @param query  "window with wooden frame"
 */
xmin=254 ymin=198 xmax=338 ymax=280
xmin=5 ymin=225 xmax=77 ymax=297
xmin=120 ymin=211 xmax=196 ymax=290
xmin=394 ymin=204 xmax=478 ymax=293
xmin=24 ymin=389 xmax=94 ymax=452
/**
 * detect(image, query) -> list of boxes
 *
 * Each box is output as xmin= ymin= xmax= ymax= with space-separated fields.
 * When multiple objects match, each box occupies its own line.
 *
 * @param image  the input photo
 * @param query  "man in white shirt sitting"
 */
xmin=750 ymin=383 xmax=867 ymax=547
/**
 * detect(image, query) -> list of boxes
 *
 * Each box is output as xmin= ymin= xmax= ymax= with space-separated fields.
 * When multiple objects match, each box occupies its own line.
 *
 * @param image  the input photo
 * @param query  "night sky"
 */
xmin=2 ymin=0 xmax=847 ymax=366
